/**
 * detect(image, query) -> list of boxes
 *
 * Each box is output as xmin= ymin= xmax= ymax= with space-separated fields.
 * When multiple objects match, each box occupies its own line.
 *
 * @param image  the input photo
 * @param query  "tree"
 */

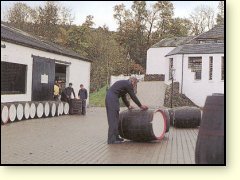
xmin=82 ymin=15 xmax=95 ymax=28
xmin=154 ymin=1 xmax=174 ymax=39
xmin=113 ymin=1 xmax=175 ymax=69
xmin=35 ymin=1 xmax=60 ymax=41
xmin=169 ymin=18 xmax=192 ymax=37
xmin=6 ymin=2 xmax=35 ymax=29
xmin=59 ymin=6 xmax=74 ymax=26
xmin=87 ymin=28 xmax=129 ymax=91
xmin=216 ymin=1 xmax=224 ymax=25
xmin=189 ymin=5 xmax=215 ymax=35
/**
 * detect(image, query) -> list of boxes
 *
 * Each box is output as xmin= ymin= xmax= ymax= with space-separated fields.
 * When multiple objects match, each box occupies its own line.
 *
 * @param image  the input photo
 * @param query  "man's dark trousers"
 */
xmin=105 ymin=91 xmax=120 ymax=144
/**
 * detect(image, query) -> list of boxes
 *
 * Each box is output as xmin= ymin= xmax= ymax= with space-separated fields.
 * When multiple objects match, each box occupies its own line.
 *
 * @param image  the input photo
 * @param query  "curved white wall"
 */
xmin=146 ymin=47 xmax=175 ymax=77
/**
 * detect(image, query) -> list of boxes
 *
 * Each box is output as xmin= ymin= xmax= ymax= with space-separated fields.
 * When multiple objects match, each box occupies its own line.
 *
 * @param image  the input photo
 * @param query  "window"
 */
xmin=1 ymin=62 xmax=27 ymax=94
xmin=209 ymin=57 xmax=213 ymax=80
xmin=169 ymin=58 xmax=173 ymax=80
xmin=188 ymin=57 xmax=202 ymax=80
xmin=221 ymin=56 xmax=224 ymax=80
xmin=195 ymin=71 xmax=202 ymax=80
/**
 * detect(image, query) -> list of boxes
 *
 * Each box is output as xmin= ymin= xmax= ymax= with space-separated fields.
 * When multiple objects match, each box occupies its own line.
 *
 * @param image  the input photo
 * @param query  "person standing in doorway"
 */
xmin=53 ymin=80 xmax=60 ymax=100
xmin=78 ymin=84 xmax=88 ymax=115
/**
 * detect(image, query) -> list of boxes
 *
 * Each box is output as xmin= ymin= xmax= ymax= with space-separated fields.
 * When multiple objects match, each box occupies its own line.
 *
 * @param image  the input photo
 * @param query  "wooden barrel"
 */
xmin=195 ymin=94 xmax=224 ymax=164
xmin=7 ymin=103 xmax=17 ymax=122
xmin=15 ymin=103 xmax=24 ymax=121
xmin=168 ymin=108 xmax=174 ymax=126
xmin=63 ymin=102 xmax=69 ymax=115
xmin=118 ymin=109 xmax=167 ymax=142
xmin=161 ymin=108 xmax=170 ymax=133
xmin=172 ymin=106 xmax=201 ymax=128
xmin=29 ymin=102 xmax=36 ymax=119
xmin=43 ymin=101 xmax=50 ymax=117
xmin=49 ymin=101 xmax=56 ymax=117
xmin=69 ymin=99 xmax=82 ymax=115
xmin=1 ymin=104 xmax=9 ymax=124
xmin=59 ymin=102 xmax=64 ymax=115
xmin=55 ymin=101 xmax=64 ymax=116
xmin=35 ymin=102 xmax=44 ymax=118
xmin=24 ymin=102 xmax=30 ymax=119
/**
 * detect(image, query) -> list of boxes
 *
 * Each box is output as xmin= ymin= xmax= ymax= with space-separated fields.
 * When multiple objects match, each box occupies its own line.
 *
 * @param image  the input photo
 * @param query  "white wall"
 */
xmin=1 ymin=41 xmax=91 ymax=105
xmin=146 ymin=47 xmax=175 ymax=79
xmin=168 ymin=54 xmax=224 ymax=107
xmin=110 ymin=75 xmax=144 ymax=86
xmin=146 ymin=46 xmax=224 ymax=107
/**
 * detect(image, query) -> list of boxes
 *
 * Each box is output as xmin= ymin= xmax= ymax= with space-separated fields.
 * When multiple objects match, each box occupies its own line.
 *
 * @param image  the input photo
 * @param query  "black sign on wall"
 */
xmin=32 ymin=55 xmax=55 ymax=101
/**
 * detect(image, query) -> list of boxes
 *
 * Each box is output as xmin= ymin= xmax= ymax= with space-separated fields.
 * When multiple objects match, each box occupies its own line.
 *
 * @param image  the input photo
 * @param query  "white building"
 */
xmin=146 ymin=24 xmax=224 ymax=107
xmin=1 ymin=22 xmax=91 ymax=105
xmin=146 ymin=36 xmax=194 ymax=79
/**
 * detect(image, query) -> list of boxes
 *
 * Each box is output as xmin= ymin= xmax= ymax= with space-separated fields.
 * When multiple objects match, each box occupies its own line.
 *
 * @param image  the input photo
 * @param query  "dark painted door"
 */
xmin=32 ymin=55 xmax=55 ymax=101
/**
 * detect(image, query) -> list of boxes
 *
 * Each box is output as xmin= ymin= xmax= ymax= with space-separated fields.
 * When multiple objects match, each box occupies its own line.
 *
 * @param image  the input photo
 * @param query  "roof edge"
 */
xmin=2 ymin=38 xmax=92 ymax=63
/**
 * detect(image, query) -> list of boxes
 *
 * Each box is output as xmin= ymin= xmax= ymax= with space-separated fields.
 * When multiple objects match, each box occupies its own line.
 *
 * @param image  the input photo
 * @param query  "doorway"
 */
xmin=55 ymin=63 xmax=67 ymax=94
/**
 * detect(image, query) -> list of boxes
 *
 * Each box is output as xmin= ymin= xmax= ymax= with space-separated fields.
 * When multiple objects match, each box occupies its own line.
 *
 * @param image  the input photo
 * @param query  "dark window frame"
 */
xmin=188 ymin=57 xmax=202 ymax=80
xmin=169 ymin=58 xmax=173 ymax=80
xmin=209 ymin=56 xmax=213 ymax=80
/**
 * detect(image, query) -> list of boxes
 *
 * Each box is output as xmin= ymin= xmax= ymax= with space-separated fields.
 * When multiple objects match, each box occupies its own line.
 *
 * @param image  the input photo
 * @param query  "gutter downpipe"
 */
xmin=181 ymin=54 xmax=184 ymax=94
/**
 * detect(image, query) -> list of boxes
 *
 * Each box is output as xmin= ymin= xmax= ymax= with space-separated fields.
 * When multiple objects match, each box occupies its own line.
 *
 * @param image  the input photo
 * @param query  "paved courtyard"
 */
xmin=1 ymin=107 xmax=199 ymax=164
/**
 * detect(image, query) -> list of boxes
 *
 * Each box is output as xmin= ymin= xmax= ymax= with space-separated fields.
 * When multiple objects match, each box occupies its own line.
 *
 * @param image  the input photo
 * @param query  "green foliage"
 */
xmin=5 ymin=1 xmax=220 ymax=97
xmin=89 ymin=85 xmax=126 ymax=107
xmin=89 ymin=85 xmax=107 ymax=107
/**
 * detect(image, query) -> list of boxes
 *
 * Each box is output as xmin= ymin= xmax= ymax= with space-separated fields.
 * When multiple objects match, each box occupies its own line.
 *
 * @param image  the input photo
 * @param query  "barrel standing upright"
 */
xmin=195 ymin=94 xmax=225 ymax=164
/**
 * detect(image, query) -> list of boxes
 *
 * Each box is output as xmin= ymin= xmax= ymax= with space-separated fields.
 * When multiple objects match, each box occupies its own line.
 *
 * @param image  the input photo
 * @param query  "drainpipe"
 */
xmin=181 ymin=54 xmax=184 ymax=94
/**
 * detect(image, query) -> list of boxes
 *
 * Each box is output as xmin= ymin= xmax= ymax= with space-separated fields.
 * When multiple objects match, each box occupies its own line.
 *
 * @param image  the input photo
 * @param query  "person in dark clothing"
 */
xmin=61 ymin=83 xmax=76 ymax=103
xmin=105 ymin=77 xmax=148 ymax=144
xmin=78 ymin=84 xmax=88 ymax=115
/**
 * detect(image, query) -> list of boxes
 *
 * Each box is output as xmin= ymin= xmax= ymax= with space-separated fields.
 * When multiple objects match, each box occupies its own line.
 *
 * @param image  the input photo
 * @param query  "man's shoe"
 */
xmin=108 ymin=140 xmax=123 ymax=144
xmin=116 ymin=137 xmax=124 ymax=141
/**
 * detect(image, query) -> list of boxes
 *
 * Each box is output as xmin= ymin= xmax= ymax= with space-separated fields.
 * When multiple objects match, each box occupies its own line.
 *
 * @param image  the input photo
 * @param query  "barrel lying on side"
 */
xmin=195 ymin=94 xmax=225 ymax=164
xmin=49 ymin=101 xmax=56 ymax=117
xmin=172 ymin=106 xmax=201 ymax=128
xmin=7 ymin=103 xmax=17 ymax=122
xmin=160 ymin=108 xmax=170 ymax=133
xmin=29 ymin=102 xmax=36 ymax=119
xmin=42 ymin=101 xmax=50 ymax=117
xmin=118 ymin=109 xmax=167 ymax=142
xmin=63 ymin=102 xmax=70 ymax=115
xmin=15 ymin=103 xmax=24 ymax=121
xmin=1 ymin=104 xmax=9 ymax=124
xmin=24 ymin=102 xmax=30 ymax=120
xmin=35 ymin=102 xmax=44 ymax=118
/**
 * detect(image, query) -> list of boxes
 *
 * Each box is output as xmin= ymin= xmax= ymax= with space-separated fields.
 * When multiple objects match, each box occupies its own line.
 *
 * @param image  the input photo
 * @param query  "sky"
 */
xmin=1 ymin=1 xmax=219 ymax=31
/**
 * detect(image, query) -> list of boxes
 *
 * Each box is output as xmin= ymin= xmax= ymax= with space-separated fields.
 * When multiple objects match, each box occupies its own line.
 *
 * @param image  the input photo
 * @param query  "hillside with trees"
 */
xmin=2 ymin=1 xmax=224 ymax=92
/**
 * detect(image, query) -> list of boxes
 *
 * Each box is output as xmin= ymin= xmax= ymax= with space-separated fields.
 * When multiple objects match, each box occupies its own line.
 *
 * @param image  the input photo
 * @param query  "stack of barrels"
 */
xmin=1 ymin=101 xmax=70 ymax=124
